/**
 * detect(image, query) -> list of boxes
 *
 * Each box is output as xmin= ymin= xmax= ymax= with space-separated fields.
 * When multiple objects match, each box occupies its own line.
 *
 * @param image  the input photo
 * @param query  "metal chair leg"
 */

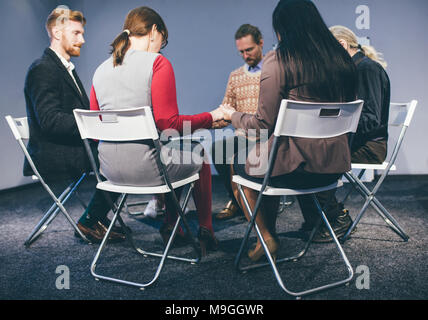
xmin=351 ymin=172 xmax=408 ymax=239
xmin=234 ymin=186 xmax=353 ymax=298
xmin=121 ymin=184 xmax=201 ymax=263
xmin=90 ymin=184 xmax=200 ymax=289
xmin=25 ymin=173 xmax=89 ymax=246
xmin=25 ymin=183 xmax=73 ymax=246
xmin=369 ymin=196 xmax=409 ymax=240
xmin=274 ymin=195 xmax=353 ymax=298
xmin=341 ymin=169 xmax=365 ymax=204
xmin=341 ymin=172 xmax=409 ymax=242
xmin=234 ymin=185 xmax=320 ymax=272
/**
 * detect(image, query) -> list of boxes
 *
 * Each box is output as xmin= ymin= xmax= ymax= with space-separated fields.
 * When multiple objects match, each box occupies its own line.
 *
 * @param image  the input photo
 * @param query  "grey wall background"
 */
xmin=1 ymin=0 xmax=427 ymax=191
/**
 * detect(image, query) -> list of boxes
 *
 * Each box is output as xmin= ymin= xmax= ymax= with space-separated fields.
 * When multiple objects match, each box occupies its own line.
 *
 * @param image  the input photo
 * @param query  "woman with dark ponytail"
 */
xmin=88 ymin=6 xmax=223 ymax=255
xmin=110 ymin=7 xmax=169 ymax=67
xmin=110 ymin=29 xmax=131 ymax=67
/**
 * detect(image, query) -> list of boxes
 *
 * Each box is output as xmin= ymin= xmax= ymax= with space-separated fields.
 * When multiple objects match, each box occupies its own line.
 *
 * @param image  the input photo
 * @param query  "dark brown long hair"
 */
xmin=110 ymin=6 xmax=168 ymax=67
xmin=273 ymin=0 xmax=357 ymax=102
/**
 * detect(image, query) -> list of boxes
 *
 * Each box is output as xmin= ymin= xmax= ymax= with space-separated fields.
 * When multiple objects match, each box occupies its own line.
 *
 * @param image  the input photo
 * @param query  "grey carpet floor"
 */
xmin=0 ymin=175 xmax=427 ymax=301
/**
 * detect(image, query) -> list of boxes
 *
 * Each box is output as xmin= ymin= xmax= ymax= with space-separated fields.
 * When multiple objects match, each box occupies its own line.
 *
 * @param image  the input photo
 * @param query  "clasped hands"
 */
xmin=209 ymin=103 xmax=236 ymax=123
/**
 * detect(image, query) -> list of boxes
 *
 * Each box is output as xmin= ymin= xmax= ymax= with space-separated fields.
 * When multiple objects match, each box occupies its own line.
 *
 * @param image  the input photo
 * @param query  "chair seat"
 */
xmin=97 ymin=173 xmax=199 ymax=195
xmin=232 ymin=175 xmax=343 ymax=196
xmin=351 ymin=162 xmax=396 ymax=171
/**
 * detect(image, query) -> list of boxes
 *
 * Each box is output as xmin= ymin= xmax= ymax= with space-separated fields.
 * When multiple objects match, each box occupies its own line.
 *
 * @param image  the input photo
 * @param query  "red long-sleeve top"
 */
xmin=90 ymin=54 xmax=213 ymax=133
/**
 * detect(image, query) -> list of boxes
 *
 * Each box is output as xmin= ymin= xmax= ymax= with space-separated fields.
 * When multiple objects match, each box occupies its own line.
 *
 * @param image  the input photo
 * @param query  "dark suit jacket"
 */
xmin=23 ymin=48 xmax=91 ymax=181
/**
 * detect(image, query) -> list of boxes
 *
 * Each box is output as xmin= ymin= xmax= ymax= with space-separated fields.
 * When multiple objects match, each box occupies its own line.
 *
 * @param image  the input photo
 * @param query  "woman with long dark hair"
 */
xmin=88 ymin=6 xmax=223 ymax=255
xmin=221 ymin=0 xmax=357 ymax=261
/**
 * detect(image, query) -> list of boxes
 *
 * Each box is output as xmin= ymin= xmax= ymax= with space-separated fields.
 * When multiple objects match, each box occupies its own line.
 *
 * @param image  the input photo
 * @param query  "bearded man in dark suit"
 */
xmin=24 ymin=7 xmax=124 ymax=243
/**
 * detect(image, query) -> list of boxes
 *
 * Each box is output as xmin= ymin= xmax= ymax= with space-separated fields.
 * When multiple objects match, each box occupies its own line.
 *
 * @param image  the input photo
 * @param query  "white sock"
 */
xmin=144 ymin=199 xmax=158 ymax=218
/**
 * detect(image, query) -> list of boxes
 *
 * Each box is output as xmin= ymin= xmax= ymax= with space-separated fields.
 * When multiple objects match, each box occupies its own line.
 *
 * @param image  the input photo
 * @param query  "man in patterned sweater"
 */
xmin=211 ymin=24 xmax=264 ymax=220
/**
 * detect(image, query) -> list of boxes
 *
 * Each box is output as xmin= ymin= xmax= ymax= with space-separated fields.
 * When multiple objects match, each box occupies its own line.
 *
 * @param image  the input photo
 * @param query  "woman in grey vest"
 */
xmin=91 ymin=6 xmax=223 ymax=255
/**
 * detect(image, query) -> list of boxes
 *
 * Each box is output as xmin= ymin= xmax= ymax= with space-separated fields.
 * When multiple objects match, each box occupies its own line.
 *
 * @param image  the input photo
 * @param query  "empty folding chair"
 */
xmin=73 ymin=107 xmax=201 ymax=289
xmin=5 ymin=115 xmax=90 ymax=246
xmin=233 ymin=99 xmax=364 ymax=298
xmin=341 ymin=100 xmax=418 ymax=242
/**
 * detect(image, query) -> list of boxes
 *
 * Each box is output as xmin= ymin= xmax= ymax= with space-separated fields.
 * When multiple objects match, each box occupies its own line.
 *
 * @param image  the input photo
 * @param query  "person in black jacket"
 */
xmin=298 ymin=25 xmax=391 ymax=243
xmin=330 ymin=25 xmax=390 ymax=163
xmin=24 ymin=7 xmax=124 ymax=243
xmin=24 ymin=14 xmax=89 ymax=180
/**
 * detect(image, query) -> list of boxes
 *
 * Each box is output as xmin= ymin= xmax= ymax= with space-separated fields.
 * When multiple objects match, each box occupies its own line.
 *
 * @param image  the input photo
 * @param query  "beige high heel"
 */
xmin=248 ymin=238 xmax=279 ymax=262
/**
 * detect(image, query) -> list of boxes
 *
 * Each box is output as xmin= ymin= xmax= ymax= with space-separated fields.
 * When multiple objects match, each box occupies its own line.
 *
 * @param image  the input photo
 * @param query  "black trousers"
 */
xmin=233 ymin=161 xmax=342 ymax=225
xmin=79 ymin=141 xmax=120 ymax=226
xmin=351 ymin=140 xmax=387 ymax=164
xmin=211 ymin=135 xmax=249 ymax=206
xmin=300 ymin=139 xmax=388 ymax=226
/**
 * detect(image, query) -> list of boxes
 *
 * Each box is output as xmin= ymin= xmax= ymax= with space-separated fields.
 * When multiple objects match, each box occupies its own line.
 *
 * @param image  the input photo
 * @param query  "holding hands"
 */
xmin=219 ymin=104 xmax=235 ymax=121
xmin=209 ymin=105 xmax=226 ymax=122
xmin=209 ymin=104 xmax=236 ymax=128
xmin=209 ymin=104 xmax=235 ymax=123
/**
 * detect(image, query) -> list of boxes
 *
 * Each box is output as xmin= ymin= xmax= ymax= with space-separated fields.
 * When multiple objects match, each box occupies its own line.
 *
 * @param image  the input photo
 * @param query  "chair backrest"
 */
xmin=383 ymin=100 xmax=418 ymax=165
xmin=389 ymin=100 xmax=418 ymax=128
xmin=5 ymin=116 xmax=30 ymax=140
xmin=73 ymin=107 xmax=159 ymax=141
xmin=274 ymin=99 xmax=364 ymax=138
xmin=5 ymin=115 xmax=42 ymax=181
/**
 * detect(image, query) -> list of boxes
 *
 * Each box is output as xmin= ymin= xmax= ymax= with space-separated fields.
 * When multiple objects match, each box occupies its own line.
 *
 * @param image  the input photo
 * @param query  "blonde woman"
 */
xmin=330 ymin=25 xmax=390 ymax=163
xmin=298 ymin=25 xmax=392 ymax=243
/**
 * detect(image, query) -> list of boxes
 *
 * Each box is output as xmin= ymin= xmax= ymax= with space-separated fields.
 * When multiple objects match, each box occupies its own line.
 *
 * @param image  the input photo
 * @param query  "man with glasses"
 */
xmin=211 ymin=24 xmax=264 ymax=220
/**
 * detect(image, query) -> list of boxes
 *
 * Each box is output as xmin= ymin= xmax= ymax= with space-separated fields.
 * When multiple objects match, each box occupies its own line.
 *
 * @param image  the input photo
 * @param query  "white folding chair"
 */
xmin=73 ymin=107 xmax=201 ymax=290
xmin=5 ymin=116 xmax=90 ymax=246
xmin=233 ymin=99 xmax=364 ymax=299
xmin=123 ymin=135 xmax=202 ymax=217
xmin=341 ymin=100 xmax=418 ymax=242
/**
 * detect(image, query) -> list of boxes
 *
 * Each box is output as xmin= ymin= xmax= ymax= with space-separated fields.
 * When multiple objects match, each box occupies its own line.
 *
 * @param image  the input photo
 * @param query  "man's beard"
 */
xmin=66 ymin=45 xmax=81 ymax=57
xmin=246 ymin=59 xmax=256 ymax=67
xmin=246 ymin=55 xmax=261 ymax=67
xmin=62 ymin=36 xmax=82 ymax=57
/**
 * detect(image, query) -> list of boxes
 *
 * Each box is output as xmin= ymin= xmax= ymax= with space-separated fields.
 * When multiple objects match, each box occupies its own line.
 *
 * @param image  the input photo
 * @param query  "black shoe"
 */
xmin=99 ymin=218 xmax=132 ymax=235
xmin=311 ymin=210 xmax=355 ymax=243
xmin=75 ymin=221 xmax=125 ymax=244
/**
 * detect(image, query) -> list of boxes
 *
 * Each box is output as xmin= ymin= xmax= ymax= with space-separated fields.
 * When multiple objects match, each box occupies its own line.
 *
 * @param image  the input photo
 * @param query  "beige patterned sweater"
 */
xmin=213 ymin=64 xmax=261 ymax=128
